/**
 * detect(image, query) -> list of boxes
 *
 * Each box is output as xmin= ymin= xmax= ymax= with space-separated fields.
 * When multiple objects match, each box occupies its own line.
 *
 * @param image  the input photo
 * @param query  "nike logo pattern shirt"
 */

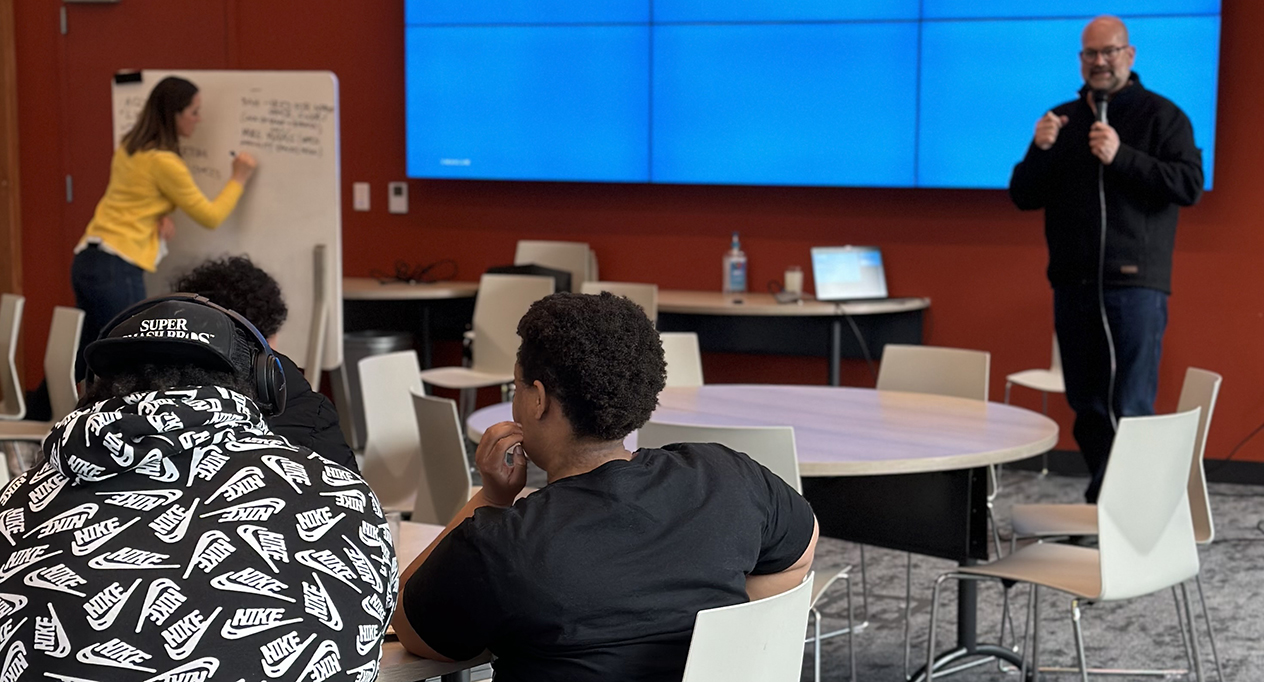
xmin=0 ymin=386 xmax=398 ymax=682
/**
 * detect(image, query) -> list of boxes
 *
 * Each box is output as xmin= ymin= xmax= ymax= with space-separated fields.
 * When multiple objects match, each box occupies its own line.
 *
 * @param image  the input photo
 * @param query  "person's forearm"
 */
xmin=746 ymin=517 xmax=819 ymax=601
xmin=392 ymin=489 xmax=507 ymax=658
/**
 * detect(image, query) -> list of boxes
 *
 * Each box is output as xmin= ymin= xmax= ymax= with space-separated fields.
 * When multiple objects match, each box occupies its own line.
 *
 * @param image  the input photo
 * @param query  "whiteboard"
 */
xmin=111 ymin=69 xmax=343 ymax=370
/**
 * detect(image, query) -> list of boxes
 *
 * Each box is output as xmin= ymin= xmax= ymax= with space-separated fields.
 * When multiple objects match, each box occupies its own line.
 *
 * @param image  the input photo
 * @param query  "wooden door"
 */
xmin=58 ymin=1 xmax=229 ymax=268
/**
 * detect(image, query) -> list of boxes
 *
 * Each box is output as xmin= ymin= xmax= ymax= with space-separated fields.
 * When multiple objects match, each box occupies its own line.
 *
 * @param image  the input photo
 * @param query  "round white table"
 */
xmin=467 ymin=385 xmax=1057 ymax=477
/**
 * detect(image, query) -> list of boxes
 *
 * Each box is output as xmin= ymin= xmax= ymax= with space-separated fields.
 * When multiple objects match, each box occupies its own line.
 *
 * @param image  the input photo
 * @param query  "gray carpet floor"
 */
xmin=804 ymin=469 xmax=1264 ymax=681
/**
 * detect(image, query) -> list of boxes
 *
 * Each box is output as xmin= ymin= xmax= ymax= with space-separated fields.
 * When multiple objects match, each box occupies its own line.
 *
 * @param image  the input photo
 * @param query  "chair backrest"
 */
xmin=411 ymin=390 xmax=474 ymax=524
xmin=660 ymin=332 xmax=704 ymax=387
xmin=0 ymin=294 xmax=25 ymax=419
xmin=637 ymin=421 xmax=800 ymax=492
xmin=876 ymin=344 xmax=990 ymax=401
xmin=579 ymin=281 xmax=659 ymax=322
xmin=1176 ymin=368 xmax=1222 ymax=545
xmin=470 ymin=274 xmax=556 ymax=376
xmin=358 ymin=351 xmax=424 ymax=512
xmin=681 ymin=572 xmax=815 ymax=682
xmin=514 ymin=240 xmax=592 ymax=291
xmin=1097 ymin=409 xmax=1202 ymax=601
xmin=46 ymin=307 xmax=84 ymax=421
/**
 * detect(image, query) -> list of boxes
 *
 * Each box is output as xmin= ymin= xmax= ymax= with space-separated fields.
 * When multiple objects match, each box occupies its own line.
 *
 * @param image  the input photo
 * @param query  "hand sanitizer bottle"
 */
xmin=722 ymin=232 xmax=747 ymax=294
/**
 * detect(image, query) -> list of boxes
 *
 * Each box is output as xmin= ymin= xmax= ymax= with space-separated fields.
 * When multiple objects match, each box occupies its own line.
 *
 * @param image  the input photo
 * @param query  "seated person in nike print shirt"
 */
xmin=0 ymin=294 xmax=395 ymax=682
xmin=393 ymin=292 xmax=818 ymax=681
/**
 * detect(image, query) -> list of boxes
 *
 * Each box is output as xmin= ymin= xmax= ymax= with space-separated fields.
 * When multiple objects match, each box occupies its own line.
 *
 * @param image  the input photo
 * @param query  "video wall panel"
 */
xmin=404 ymin=0 xmax=1221 ymax=188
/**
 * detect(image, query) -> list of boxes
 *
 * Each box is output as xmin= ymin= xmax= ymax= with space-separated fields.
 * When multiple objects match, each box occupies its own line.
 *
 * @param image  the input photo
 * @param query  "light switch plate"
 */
xmin=353 ymin=182 xmax=370 ymax=211
xmin=388 ymin=182 xmax=408 ymax=214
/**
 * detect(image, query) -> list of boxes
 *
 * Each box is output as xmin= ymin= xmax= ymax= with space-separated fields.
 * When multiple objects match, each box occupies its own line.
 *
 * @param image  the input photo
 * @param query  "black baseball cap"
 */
xmin=85 ymin=299 xmax=250 ymax=377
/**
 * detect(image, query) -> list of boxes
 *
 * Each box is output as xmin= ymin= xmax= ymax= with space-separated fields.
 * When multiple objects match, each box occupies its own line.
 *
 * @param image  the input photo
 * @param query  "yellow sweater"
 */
xmin=79 ymin=146 xmax=244 ymax=272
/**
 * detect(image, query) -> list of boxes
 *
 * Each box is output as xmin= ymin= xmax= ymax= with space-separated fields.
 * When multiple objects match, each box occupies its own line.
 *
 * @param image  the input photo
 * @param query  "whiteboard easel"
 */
xmin=111 ymin=69 xmax=343 ymax=371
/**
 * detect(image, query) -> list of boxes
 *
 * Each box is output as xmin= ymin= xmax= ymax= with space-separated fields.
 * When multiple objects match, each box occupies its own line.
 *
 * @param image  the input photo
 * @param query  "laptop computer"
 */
xmin=810 ymin=246 xmax=889 ymax=302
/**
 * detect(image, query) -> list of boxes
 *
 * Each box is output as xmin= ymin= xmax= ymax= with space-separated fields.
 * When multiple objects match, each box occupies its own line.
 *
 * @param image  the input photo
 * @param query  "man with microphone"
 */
xmin=1009 ymin=15 xmax=1203 ymax=503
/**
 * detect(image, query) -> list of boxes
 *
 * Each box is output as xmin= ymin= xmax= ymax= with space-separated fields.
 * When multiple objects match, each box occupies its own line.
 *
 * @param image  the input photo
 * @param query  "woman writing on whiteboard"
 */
xmin=71 ymin=75 xmax=258 ymax=369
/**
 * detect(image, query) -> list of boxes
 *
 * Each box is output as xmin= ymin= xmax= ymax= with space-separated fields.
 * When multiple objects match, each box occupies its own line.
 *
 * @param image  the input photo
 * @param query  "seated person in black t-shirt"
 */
xmin=393 ymin=292 xmax=819 ymax=681
xmin=174 ymin=255 xmax=358 ymax=472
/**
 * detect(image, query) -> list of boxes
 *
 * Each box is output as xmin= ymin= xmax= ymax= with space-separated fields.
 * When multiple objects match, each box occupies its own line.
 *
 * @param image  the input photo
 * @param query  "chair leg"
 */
xmin=1031 ymin=584 xmax=1042 ymax=682
xmin=846 ymin=572 xmax=856 ymax=682
xmin=1194 ymin=573 xmax=1225 ymax=682
xmin=1070 ymin=598 xmax=1089 ymax=682
xmin=924 ymin=574 xmax=953 ymax=682
xmin=858 ymin=544 xmax=870 ymax=621
xmin=1180 ymin=582 xmax=1206 ymax=682
xmin=811 ymin=607 xmax=821 ymax=682
xmin=1019 ymin=583 xmax=1036 ymax=682
xmin=902 ymin=553 xmax=914 ymax=680
xmin=1172 ymin=585 xmax=1195 ymax=672
xmin=1040 ymin=392 xmax=1050 ymax=475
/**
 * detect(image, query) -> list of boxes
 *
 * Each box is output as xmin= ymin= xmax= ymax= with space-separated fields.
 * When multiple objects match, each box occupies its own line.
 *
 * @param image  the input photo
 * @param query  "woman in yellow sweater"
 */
xmin=71 ymin=76 xmax=257 ymax=370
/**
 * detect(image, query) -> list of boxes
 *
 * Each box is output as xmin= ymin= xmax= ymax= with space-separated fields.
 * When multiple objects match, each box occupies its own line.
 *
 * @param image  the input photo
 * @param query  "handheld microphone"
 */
xmin=1092 ymin=89 xmax=1109 ymax=125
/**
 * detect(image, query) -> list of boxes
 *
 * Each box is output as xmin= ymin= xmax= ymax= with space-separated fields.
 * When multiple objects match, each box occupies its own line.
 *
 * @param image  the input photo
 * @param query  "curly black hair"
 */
xmin=172 ymin=256 xmax=288 ymax=338
xmin=517 ymin=292 xmax=666 ymax=441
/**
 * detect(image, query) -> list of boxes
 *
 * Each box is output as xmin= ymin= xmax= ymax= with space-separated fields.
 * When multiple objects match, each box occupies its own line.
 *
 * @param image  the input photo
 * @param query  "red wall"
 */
xmin=14 ymin=1 xmax=1264 ymax=461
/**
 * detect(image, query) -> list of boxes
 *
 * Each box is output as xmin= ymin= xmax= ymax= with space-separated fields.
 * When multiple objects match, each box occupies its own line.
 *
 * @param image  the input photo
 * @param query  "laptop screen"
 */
xmin=810 ymin=246 xmax=888 ymax=302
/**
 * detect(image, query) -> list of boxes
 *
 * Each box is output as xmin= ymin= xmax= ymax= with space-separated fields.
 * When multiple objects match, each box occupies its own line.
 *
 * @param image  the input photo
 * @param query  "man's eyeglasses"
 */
xmin=1080 ymin=45 xmax=1130 ymax=62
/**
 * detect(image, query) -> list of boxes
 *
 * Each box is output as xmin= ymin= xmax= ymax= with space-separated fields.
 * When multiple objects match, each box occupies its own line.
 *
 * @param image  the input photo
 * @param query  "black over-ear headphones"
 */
xmin=88 ymin=293 xmax=287 ymax=416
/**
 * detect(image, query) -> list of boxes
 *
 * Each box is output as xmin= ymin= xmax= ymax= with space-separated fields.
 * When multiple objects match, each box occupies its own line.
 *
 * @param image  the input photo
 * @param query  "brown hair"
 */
xmin=122 ymin=76 xmax=198 ymax=155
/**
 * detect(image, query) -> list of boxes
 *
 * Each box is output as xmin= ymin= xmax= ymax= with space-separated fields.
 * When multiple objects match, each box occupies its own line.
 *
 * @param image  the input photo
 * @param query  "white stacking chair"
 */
xmin=876 ymin=344 xmax=990 ymax=401
xmin=682 ymin=572 xmax=816 ymax=682
xmin=660 ymin=332 xmax=704 ymax=388
xmin=1008 ymin=367 xmax=1224 ymax=680
xmin=1 ymin=306 xmax=84 ymax=477
xmin=358 ymin=351 xmax=425 ymax=513
xmin=411 ymin=391 xmax=476 ymax=525
xmin=514 ymin=240 xmax=593 ymax=291
xmin=876 ymin=343 xmax=992 ymax=678
xmin=924 ymin=409 xmax=1205 ymax=682
xmin=419 ymin=274 xmax=554 ymax=419
xmin=410 ymin=390 xmax=536 ymax=525
xmin=638 ymin=422 xmax=854 ymax=681
xmin=1005 ymin=334 xmax=1064 ymax=475
xmin=0 ymin=294 xmax=26 ymax=420
xmin=579 ymin=281 xmax=658 ymax=322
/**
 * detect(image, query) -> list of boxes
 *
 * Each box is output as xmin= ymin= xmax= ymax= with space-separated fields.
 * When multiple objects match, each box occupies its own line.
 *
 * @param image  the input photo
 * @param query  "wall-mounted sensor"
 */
xmin=388 ymin=182 xmax=408 ymax=214
xmin=352 ymin=182 xmax=370 ymax=211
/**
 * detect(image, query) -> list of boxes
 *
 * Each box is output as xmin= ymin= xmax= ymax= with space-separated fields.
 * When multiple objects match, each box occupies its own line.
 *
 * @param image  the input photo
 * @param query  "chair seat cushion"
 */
xmin=1006 ymin=369 xmax=1065 ymax=394
xmin=1011 ymin=503 xmax=1097 ymax=538
xmin=418 ymin=367 xmax=514 ymax=390
xmin=961 ymin=542 xmax=1102 ymax=599
xmin=0 ymin=420 xmax=52 ymax=442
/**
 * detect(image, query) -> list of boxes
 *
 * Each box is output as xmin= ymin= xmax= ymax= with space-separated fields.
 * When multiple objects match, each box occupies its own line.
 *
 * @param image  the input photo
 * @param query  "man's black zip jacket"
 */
xmin=1009 ymin=73 xmax=1203 ymax=294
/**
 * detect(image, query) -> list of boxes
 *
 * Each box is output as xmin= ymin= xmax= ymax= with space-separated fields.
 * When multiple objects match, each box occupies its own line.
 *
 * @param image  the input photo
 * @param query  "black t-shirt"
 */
xmin=402 ymin=442 xmax=815 ymax=681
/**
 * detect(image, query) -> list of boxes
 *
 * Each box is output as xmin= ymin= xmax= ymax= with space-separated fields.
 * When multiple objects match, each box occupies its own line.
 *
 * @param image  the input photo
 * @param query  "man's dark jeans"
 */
xmin=1054 ymin=285 xmax=1168 ymax=503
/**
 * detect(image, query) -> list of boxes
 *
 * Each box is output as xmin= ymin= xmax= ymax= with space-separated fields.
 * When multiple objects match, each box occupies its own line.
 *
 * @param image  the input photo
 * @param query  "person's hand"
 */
xmin=474 ymin=421 xmax=527 ymax=507
xmin=157 ymin=215 xmax=175 ymax=241
xmin=231 ymin=152 xmax=258 ymax=184
xmin=1033 ymin=112 xmax=1069 ymax=151
xmin=1088 ymin=122 xmax=1120 ymax=165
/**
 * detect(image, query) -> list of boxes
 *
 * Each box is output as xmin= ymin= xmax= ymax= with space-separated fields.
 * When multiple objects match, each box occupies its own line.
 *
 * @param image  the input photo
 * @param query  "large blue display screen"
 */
xmin=404 ymin=1 xmax=1220 ymax=188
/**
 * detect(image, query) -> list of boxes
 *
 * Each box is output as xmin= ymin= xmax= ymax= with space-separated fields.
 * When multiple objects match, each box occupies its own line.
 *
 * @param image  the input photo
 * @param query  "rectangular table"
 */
xmin=656 ymin=291 xmax=929 ymax=385
xmin=343 ymin=278 xmax=479 ymax=369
